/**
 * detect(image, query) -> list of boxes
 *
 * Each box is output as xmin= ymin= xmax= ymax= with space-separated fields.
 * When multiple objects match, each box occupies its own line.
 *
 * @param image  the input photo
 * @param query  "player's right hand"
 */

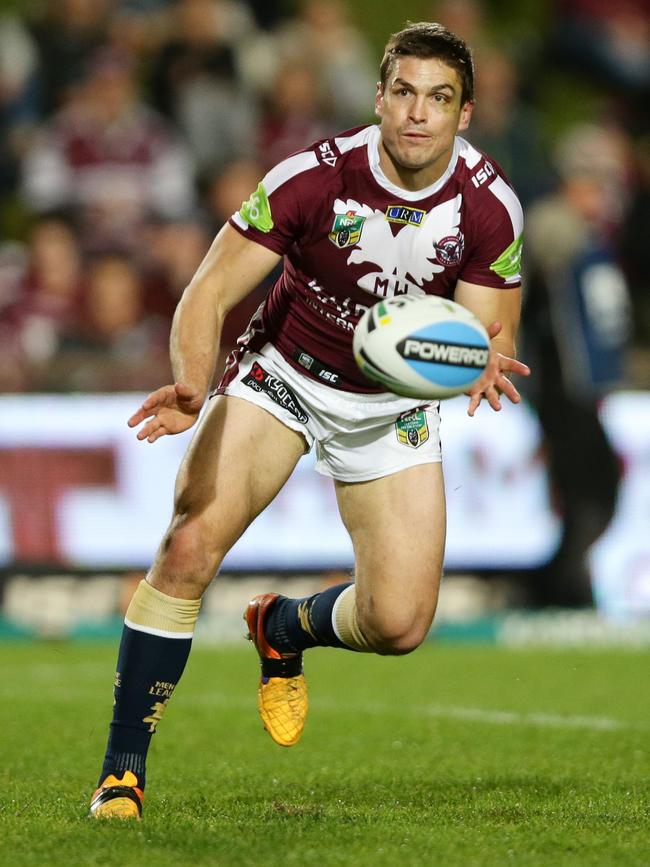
xmin=128 ymin=382 xmax=204 ymax=443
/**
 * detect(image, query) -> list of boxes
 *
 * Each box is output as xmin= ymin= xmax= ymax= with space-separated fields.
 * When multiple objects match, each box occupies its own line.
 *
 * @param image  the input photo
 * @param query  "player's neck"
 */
xmin=377 ymin=140 xmax=454 ymax=192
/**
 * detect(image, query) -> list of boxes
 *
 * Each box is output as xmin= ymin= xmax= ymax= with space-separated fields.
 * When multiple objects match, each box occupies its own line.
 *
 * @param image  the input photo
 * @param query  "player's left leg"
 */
xmin=250 ymin=461 xmax=445 ymax=739
xmin=331 ymin=460 xmax=446 ymax=653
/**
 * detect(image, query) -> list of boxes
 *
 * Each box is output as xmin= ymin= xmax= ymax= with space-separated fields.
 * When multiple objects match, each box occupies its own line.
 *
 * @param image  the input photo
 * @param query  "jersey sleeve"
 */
xmin=459 ymin=170 xmax=524 ymax=289
xmin=228 ymin=149 xmax=321 ymax=255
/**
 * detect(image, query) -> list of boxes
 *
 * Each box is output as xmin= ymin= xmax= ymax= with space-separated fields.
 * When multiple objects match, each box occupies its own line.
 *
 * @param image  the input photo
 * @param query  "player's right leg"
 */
xmin=90 ymin=395 xmax=306 ymax=818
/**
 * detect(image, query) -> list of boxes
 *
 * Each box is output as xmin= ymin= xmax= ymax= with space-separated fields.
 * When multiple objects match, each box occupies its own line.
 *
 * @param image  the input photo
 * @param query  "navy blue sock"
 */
xmin=265 ymin=582 xmax=355 ymax=653
xmin=99 ymin=624 xmax=193 ymax=789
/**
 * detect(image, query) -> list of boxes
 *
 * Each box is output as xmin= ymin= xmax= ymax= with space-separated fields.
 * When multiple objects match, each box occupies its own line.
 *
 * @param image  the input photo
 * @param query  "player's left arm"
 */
xmin=453 ymin=279 xmax=530 ymax=417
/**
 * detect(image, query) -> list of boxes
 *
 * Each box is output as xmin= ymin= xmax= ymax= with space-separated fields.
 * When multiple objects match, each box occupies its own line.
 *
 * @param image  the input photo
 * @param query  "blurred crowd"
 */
xmin=0 ymin=0 xmax=648 ymax=394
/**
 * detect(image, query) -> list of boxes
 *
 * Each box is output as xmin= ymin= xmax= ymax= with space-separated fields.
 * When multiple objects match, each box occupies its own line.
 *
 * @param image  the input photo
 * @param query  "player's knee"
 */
xmin=358 ymin=609 xmax=431 ymax=656
xmin=159 ymin=512 xmax=225 ymax=589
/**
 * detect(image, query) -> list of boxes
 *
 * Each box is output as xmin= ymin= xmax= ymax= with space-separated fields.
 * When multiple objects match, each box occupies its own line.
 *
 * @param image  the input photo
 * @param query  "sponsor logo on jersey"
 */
xmin=490 ymin=233 xmax=523 ymax=281
xmin=242 ymin=361 xmax=309 ymax=423
xmin=470 ymin=160 xmax=495 ymax=188
xmin=398 ymin=338 xmax=489 ymax=368
xmin=434 ymin=232 xmax=465 ymax=266
xmin=239 ymin=182 xmax=274 ymax=233
xmin=385 ymin=205 xmax=426 ymax=227
xmin=292 ymin=349 xmax=340 ymax=385
xmin=329 ymin=209 xmax=366 ymax=249
xmin=341 ymin=194 xmax=463 ymax=297
xmin=395 ymin=409 xmax=429 ymax=449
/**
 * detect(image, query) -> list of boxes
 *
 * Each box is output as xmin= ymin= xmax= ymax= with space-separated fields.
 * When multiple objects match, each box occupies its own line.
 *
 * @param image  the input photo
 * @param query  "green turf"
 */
xmin=1 ymin=642 xmax=648 ymax=866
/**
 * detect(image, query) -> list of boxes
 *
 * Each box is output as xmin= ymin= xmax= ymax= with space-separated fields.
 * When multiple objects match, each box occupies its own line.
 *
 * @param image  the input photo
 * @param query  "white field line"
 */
xmin=2 ymin=682 xmax=645 ymax=734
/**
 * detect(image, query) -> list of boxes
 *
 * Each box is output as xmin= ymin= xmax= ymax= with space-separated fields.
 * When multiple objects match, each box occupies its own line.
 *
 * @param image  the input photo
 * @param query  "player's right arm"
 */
xmin=128 ymin=224 xmax=281 ymax=443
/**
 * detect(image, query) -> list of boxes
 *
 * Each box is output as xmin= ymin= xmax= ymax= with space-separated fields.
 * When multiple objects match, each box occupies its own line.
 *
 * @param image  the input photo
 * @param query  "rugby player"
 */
xmin=90 ymin=21 xmax=530 ymax=819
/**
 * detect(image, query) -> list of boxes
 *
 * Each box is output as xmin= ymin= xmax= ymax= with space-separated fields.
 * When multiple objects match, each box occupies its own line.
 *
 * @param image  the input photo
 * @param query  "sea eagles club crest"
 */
xmin=434 ymin=232 xmax=465 ymax=266
xmin=329 ymin=210 xmax=366 ymax=249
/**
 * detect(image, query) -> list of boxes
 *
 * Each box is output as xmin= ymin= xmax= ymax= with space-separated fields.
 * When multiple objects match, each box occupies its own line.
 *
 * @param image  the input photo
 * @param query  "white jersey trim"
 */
xmin=457 ymin=138 xmax=482 ymax=169
xmin=488 ymin=175 xmax=524 ymax=238
xmin=264 ymin=150 xmax=320 ymax=196
xmin=231 ymin=211 xmax=248 ymax=231
xmin=365 ymin=125 xmax=460 ymax=201
xmin=335 ymin=127 xmax=372 ymax=155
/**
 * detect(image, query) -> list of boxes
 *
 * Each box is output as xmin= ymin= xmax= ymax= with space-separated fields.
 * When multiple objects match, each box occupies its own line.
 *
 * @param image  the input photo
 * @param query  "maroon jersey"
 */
xmin=225 ymin=124 xmax=523 ymax=392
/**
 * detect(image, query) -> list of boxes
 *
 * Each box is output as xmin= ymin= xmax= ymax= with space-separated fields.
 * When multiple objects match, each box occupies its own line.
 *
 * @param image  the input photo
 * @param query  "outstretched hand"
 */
xmin=466 ymin=321 xmax=531 ymax=417
xmin=128 ymin=382 xmax=204 ymax=442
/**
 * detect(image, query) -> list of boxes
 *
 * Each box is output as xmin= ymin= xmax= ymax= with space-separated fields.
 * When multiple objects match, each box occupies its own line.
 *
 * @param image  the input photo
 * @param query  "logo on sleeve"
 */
xmin=490 ymin=233 xmax=523 ymax=281
xmin=239 ymin=183 xmax=274 ymax=233
xmin=317 ymin=140 xmax=338 ymax=167
xmin=243 ymin=361 xmax=309 ymax=423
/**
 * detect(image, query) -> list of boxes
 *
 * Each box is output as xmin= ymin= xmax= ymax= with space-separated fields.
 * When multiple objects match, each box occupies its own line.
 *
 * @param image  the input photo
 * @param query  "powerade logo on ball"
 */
xmin=398 ymin=338 xmax=488 ymax=368
xmin=397 ymin=320 xmax=489 ymax=390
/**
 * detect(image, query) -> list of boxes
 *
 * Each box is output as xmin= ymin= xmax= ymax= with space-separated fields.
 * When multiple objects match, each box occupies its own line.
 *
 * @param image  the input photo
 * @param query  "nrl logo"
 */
xmin=395 ymin=409 xmax=429 ymax=449
xmin=329 ymin=209 xmax=366 ymax=249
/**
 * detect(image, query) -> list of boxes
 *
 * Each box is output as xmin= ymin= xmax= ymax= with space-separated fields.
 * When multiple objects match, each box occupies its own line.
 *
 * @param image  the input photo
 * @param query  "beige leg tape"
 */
xmin=125 ymin=579 xmax=202 ymax=638
xmin=333 ymin=584 xmax=373 ymax=652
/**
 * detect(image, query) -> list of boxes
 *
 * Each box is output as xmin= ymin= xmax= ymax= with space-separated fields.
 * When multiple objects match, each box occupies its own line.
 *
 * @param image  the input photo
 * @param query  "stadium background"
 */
xmin=0 ymin=0 xmax=649 ymax=637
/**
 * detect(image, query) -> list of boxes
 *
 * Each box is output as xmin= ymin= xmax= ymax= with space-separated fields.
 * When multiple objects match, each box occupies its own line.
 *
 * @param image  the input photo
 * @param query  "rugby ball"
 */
xmin=353 ymin=295 xmax=490 ymax=399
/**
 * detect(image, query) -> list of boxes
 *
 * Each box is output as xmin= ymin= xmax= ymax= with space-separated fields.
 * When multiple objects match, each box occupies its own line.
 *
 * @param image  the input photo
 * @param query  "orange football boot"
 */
xmin=244 ymin=593 xmax=308 ymax=747
xmin=89 ymin=771 xmax=144 ymax=820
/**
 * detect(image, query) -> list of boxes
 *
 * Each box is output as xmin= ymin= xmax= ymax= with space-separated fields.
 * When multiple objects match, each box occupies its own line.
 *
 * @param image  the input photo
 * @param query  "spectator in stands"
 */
xmin=282 ymin=0 xmax=376 ymax=127
xmin=468 ymin=45 xmax=551 ymax=206
xmin=51 ymin=253 xmax=170 ymax=391
xmin=30 ymin=0 xmax=113 ymax=115
xmin=148 ymin=0 xmax=258 ymax=173
xmin=550 ymin=0 xmax=650 ymax=98
xmin=239 ymin=0 xmax=375 ymax=129
xmin=21 ymin=45 xmax=196 ymax=254
xmin=0 ymin=215 xmax=84 ymax=391
xmin=257 ymin=60 xmax=335 ymax=170
xmin=140 ymin=216 xmax=213 ymax=323
xmin=621 ymin=135 xmax=650 ymax=383
xmin=521 ymin=122 xmax=633 ymax=606
xmin=0 ymin=14 xmax=40 ymax=200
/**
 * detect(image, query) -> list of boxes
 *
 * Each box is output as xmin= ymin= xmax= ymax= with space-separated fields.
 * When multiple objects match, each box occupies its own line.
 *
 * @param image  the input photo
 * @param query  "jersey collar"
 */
xmin=366 ymin=125 xmax=459 ymax=201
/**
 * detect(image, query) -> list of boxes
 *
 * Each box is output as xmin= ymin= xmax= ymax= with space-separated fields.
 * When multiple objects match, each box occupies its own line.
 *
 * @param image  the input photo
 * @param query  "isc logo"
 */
xmin=470 ymin=161 xmax=495 ymax=188
xmin=318 ymin=141 xmax=337 ymax=167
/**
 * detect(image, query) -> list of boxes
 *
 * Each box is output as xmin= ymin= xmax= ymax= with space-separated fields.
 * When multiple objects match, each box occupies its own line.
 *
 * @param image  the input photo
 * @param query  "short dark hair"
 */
xmin=380 ymin=22 xmax=474 ymax=104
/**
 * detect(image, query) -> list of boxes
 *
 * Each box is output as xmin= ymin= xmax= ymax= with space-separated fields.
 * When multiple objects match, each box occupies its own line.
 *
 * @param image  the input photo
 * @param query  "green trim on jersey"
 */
xmin=240 ymin=183 xmax=274 ymax=233
xmin=490 ymin=234 xmax=523 ymax=280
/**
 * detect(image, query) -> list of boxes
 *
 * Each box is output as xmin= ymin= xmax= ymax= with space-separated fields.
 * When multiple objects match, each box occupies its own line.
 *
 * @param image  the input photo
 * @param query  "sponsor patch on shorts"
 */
xmin=395 ymin=409 xmax=429 ymax=449
xmin=243 ymin=361 xmax=309 ymax=423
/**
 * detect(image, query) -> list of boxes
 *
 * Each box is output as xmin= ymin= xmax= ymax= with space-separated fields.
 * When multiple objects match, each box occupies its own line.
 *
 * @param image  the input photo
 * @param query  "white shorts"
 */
xmin=220 ymin=343 xmax=442 ymax=482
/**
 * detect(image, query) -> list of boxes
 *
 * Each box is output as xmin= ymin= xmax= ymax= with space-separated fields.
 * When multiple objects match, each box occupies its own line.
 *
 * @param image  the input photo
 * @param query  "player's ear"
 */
xmin=375 ymin=82 xmax=384 ymax=119
xmin=458 ymin=100 xmax=474 ymax=131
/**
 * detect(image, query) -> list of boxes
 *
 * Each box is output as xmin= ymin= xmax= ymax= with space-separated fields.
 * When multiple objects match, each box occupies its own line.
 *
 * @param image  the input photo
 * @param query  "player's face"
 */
xmin=375 ymin=57 xmax=473 ymax=190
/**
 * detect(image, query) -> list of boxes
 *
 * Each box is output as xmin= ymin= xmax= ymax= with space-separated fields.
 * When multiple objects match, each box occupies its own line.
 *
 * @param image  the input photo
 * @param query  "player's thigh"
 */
xmin=155 ymin=395 xmax=306 ymax=583
xmin=335 ymin=462 xmax=446 ymax=637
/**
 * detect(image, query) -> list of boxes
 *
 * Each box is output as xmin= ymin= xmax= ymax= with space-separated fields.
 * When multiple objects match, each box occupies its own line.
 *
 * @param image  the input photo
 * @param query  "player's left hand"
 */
xmin=466 ymin=321 xmax=531 ymax=417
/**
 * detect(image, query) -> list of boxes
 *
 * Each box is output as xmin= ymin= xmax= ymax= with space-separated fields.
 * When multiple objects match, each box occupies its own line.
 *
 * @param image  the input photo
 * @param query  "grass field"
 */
xmin=1 ymin=641 xmax=648 ymax=866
